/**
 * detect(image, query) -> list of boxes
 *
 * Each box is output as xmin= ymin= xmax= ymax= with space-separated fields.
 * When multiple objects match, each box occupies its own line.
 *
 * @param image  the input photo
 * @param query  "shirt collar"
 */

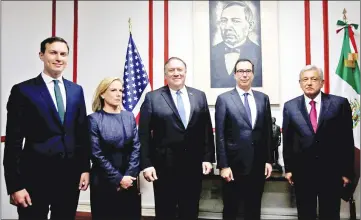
xmin=169 ymin=86 xmax=187 ymax=96
xmin=236 ymin=86 xmax=254 ymax=97
xmin=304 ymin=91 xmax=322 ymax=104
xmin=41 ymin=72 xmax=64 ymax=84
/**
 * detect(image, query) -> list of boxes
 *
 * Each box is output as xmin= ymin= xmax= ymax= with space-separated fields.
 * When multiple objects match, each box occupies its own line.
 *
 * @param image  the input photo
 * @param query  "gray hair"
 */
xmin=222 ymin=2 xmax=254 ymax=24
xmin=299 ymin=65 xmax=324 ymax=80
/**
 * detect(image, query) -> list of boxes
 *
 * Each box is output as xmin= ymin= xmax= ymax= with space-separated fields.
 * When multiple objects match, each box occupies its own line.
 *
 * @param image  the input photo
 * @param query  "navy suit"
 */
xmin=3 ymin=74 xmax=89 ymax=220
xmin=88 ymin=110 xmax=140 ymax=220
xmin=215 ymin=88 xmax=272 ymax=220
xmin=139 ymin=86 xmax=215 ymax=220
xmin=210 ymin=39 xmax=262 ymax=88
xmin=282 ymin=93 xmax=354 ymax=220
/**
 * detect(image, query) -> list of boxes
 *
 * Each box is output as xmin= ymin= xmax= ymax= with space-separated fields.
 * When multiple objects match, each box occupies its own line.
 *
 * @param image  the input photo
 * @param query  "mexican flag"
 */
xmin=334 ymin=20 xmax=360 ymax=198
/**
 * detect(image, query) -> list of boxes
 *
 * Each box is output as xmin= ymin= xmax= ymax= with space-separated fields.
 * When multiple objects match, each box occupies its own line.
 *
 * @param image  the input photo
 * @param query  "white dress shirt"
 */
xmin=236 ymin=87 xmax=257 ymax=129
xmin=304 ymin=92 xmax=321 ymax=123
xmin=169 ymin=86 xmax=191 ymax=127
xmin=41 ymin=72 xmax=67 ymax=111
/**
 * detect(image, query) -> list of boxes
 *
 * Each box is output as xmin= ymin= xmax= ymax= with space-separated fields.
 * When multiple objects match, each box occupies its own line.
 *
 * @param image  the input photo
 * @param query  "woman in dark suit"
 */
xmin=88 ymin=77 xmax=141 ymax=220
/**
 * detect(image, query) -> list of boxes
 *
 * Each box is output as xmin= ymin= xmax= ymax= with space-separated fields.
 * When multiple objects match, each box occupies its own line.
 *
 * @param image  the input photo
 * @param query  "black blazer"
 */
xmin=282 ymin=93 xmax=354 ymax=179
xmin=139 ymin=86 xmax=215 ymax=173
xmin=3 ymin=74 xmax=89 ymax=194
xmin=88 ymin=110 xmax=140 ymax=188
xmin=215 ymin=88 xmax=272 ymax=176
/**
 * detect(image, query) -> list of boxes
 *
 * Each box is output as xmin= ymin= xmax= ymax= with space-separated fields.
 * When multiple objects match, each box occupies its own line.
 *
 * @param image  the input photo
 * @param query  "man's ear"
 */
xmin=248 ymin=21 xmax=255 ymax=32
xmin=39 ymin=52 xmax=44 ymax=61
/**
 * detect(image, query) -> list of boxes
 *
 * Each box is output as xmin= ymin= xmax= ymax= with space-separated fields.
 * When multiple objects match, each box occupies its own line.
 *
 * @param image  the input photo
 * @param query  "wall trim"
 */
xmin=322 ymin=0 xmax=330 ymax=93
xmin=304 ymin=0 xmax=311 ymax=65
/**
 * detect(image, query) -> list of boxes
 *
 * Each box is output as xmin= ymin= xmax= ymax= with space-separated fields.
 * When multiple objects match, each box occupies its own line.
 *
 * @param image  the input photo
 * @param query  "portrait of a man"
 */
xmin=210 ymin=1 xmax=263 ymax=88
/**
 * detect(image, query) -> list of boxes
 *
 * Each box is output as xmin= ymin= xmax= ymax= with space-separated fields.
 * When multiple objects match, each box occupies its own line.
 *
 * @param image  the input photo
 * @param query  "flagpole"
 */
xmin=128 ymin=18 xmax=132 ymax=33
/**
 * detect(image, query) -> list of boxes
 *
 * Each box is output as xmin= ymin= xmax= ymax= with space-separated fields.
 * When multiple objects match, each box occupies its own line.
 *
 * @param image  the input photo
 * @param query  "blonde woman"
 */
xmin=88 ymin=77 xmax=140 ymax=220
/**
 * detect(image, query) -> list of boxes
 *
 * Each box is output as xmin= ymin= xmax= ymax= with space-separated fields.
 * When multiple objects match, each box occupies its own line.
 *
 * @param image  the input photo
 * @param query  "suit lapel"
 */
xmin=317 ymin=92 xmax=330 ymax=130
xmin=230 ymin=89 xmax=252 ymax=128
xmin=36 ymin=75 xmax=63 ymax=126
xmin=63 ymin=79 xmax=72 ymax=127
xmin=161 ymin=87 xmax=184 ymax=128
xmin=187 ymin=87 xmax=196 ymax=126
xmin=252 ymin=90 xmax=262 ymax=129
xmin=298 ymin=96 xmax=315 ymax=133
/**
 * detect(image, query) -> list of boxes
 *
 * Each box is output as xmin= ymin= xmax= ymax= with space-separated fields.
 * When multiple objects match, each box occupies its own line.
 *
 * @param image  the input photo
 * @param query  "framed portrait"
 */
xmin=193 ymin=1 xmax=280 ymax=105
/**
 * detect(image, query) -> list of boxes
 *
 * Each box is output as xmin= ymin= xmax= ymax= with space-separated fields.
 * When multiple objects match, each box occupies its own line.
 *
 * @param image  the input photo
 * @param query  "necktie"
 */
xmin=53 ymin=80 xmax=65 ymax=123
xmin=176 ymin=90 xmax=187 ymax=127
xmin=243 ymin=93 xmax=252 ymax=125
xmin=225 ymin=47 xmax=241 ymax=54
xmin=309 ymin=100 xmax=317 ymax=132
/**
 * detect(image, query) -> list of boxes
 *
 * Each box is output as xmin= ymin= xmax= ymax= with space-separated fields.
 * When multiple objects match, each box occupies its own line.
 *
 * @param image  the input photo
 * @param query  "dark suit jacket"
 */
xmin=3 ymin=74 xmax=90 ymax=194
xmin=88 ymin=110 xmax=140 ymax=188
xmin=282 ymin=93 xmax=354 ymax=180
xmin=210 ymin=38 xmax=262 ymax=88
xmin=215 ymin=89 xmax=272 ymax=176
xmin=139 ymin=86 xmax=215 ymax=175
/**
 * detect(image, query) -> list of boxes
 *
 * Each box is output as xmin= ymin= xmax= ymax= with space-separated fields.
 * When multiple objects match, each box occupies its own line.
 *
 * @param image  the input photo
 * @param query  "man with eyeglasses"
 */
xmin=210 ymin=1 xmax=262 ymax=89
xmin=282 ymin=65 xmax=354 ymax=220
xmin=215 ymin=58 xmax=273 ymax=220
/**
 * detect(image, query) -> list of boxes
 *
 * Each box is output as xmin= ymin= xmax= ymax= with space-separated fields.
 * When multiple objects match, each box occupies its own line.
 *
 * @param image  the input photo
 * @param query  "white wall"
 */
xmin=1 ymin=1 xmax=360 ymax=219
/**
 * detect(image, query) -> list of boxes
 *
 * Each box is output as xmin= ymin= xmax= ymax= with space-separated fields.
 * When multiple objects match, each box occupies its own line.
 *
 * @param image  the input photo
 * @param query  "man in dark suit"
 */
xmin=3 ymin=36 xmax=90 ymax=220
xmin=215 ymin=58 xmax=272 ymax=220
xmin=139 ymin=57 xmax=215 ymax=220
xmin=210 ymin=1 xmax=262 ymax=88
xmin=282 ymin=65 xmax=354 ymax=220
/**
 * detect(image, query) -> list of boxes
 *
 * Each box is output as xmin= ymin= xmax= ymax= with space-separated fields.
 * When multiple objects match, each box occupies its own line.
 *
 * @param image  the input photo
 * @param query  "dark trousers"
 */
xmin=18 ymin=158 xmax=81 ymax=220
xmin=294 ymin=167 xmax=342 ymax=220
xmin=90 ymin=181 xmax=141 ymax=220
xmin=222 ymin=168 xmax=265 ymax=220
xmin=153 ymin=167 xmax=202 ymax=220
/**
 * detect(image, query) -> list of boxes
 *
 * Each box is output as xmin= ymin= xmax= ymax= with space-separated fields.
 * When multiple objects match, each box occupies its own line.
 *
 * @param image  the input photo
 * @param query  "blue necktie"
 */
xmin=176 ymin=90 xmax=187 ymax=127
xmin=243 ymin=93 xmax=252 ymax=125
xmin=53 ymin=80 xmax=65 ymax=123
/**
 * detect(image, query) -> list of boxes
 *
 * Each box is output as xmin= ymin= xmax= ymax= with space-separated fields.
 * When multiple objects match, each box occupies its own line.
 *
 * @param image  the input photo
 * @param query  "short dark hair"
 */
xmin=222 ymin=1 xmax=253 ymax=23
xmin=40 ymin=36 xmax=69 ymax=54
xmin=233 ymin=58 xmax=254 ymax=74
xmin=164 ymin=57 xmax=187 ymax=74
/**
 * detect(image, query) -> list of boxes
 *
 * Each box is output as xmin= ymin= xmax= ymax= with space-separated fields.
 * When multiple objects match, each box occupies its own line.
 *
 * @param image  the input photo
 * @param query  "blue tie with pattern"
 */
xmin=53 ymin=80 xmax=65 ymax=123
xmin=176 ymin=90 xmax=187 ymax=127
xmin=243 ymin=93 xmax=252 ymax=125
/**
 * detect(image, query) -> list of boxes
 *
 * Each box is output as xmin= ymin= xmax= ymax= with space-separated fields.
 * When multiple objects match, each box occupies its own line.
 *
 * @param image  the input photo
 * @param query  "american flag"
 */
xmin=122 ymin=33 xmax=151 ymax=122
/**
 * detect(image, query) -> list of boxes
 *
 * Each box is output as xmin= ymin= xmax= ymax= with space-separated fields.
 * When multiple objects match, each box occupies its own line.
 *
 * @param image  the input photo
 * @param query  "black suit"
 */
xmin=210 ymin=39 xmax=262 ymax=88
xmin=139 ymin=86 xmax=215 ymax=220
xmin=3 ymin=74 xmax=89 ymax=220
xmin=215 ymin=88 xmax=272 ymax=220
xmin=282 ymin=93 xmax=354 ymax=220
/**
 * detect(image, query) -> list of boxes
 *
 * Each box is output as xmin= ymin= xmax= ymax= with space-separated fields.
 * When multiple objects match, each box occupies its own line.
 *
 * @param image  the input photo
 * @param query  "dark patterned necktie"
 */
xmin=244 ymin=93 xmax=252 ymax=125
xmin=53 ymin=80 xmax=65 ymax=123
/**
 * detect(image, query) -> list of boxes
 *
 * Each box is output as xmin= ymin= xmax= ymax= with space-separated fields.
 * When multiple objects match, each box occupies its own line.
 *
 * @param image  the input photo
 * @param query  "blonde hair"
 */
xmin=92 ymin=77 xmax=123 ymax=112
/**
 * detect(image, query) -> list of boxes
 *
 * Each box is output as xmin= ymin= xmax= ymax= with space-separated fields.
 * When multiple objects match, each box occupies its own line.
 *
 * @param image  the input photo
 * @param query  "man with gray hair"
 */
xmin=210 ymin=1 xmax=262 ymax=88
xmin=282 ymin=64 xmax=354 ymax=220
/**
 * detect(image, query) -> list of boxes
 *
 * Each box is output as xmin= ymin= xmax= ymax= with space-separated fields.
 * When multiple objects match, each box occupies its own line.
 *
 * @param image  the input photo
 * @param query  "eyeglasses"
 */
xmin=300 ymin=77 xmax=321 ymax=83
xmin=236 ymin=69 xmax=253 ymax=74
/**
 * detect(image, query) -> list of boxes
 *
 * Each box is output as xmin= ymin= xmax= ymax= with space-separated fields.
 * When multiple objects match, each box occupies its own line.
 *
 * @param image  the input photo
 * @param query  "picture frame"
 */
xmin=193 ymin=1 xmax=280 ymax=105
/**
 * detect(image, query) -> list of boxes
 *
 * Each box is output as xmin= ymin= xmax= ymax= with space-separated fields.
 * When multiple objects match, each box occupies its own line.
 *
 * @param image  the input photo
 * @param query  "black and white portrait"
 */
xmin=209 ymin=1 xmax=263 ymax=88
